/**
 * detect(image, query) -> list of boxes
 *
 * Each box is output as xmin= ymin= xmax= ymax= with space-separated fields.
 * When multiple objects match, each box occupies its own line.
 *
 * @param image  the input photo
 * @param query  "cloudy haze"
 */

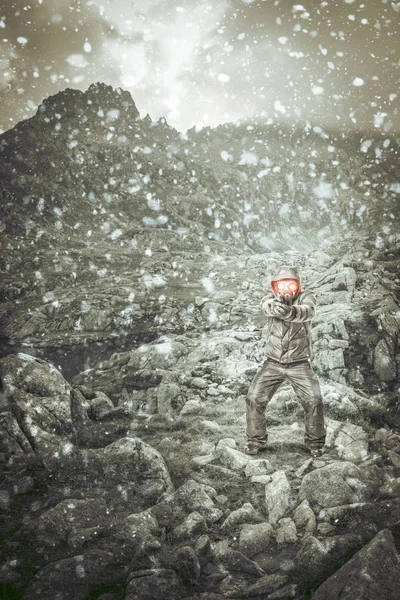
xmin=0 ymin=0 xmax=399 ymax=133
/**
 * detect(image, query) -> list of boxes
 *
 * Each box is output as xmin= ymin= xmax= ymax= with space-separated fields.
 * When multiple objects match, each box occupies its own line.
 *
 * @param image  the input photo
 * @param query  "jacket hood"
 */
xmin=271 ymin=265 xmax=301 ymax=284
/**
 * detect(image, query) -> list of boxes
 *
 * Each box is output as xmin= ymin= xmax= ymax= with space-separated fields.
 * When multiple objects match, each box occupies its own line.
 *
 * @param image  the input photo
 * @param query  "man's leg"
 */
xmin=246 ymin=360 xmax=285 ymax=449
xmin=285 ymin=362 xmax=326 ymax=448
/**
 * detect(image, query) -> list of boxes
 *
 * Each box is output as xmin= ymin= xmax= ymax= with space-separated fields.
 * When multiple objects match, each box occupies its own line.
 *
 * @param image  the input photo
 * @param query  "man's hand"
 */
xmin=271 ymin=299 xmax=292 ymax=318
xmin=277 ymin=292 xmax=292 ymax=305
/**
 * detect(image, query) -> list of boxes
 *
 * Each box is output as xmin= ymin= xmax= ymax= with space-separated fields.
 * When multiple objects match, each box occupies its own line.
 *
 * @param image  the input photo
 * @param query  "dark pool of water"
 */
xmin=0 ymin=331 xmax=159 ymax=382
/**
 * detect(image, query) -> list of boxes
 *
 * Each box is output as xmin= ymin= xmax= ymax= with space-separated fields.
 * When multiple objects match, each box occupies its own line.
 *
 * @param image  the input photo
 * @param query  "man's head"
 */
xmin=270 ymin=265 xmax=301 ymax=301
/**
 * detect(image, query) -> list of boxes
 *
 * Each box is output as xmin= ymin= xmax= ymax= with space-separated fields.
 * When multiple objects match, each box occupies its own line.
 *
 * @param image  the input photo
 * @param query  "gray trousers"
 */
xmin=246 ymin=358 xmax=326 ymax=447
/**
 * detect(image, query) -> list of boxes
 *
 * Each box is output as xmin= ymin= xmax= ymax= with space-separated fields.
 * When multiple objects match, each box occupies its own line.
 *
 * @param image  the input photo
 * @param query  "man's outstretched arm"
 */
xmin=260 ymin=289 xmax=276 ymax=317
xmin=280 ymin=292 xmax=316 ymax=322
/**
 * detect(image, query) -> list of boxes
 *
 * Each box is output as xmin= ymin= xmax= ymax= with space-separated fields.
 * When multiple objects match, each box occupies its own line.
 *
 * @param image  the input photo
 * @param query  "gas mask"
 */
xmin=272 ymin=279 xmax=300 ymax=303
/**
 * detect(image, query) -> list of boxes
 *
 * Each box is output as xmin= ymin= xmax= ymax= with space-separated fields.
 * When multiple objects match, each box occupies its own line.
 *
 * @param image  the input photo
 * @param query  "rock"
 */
xmin=268 ymin=584 xmax=299 ymax=599
xmin=265 ymin=471 xmax=291 ymax=524
xmin=191 ymin=454 xmax=215 ymax=467
xmin=219 ymin=574 xmax=252 ymax=598
xmin=295 ymin=459 xmax=313 ymax=478
xmin=22 ymin=549 xmax=120 ymax=600
xmin=207 ymin=387 xmax=220 ymax=397
xmin=12 ymin=475 xmax=35 ymax=495
xmin=293 ymin=500 xmax=317 ymax=534
xmin=101 ymin=509 xmax=161 ymax=561
xmin=173 ymin=546 xmax=201 ymax=585
xmin=21 ymin=498 xmax=110 ymax=550
xmin=313 ymin=348 xmax=345 ymax=372
xmin=244 ymin=458 xmax=273 ymax=478
xmin=295 ymin=531 xmax=371 ymax=581
xmin=317 ymin=522 xmax=336 ymax=535
xmin=216 ymin=438 xmax=237 ymax=451
xmin=87 ymin=391 xmax=115 ymax=420
xmin=298 ymin=461 xmax=377 ymax=508
xmin=216 ymin=549 xmax=265 ymax=576
xmin=238 ymin=523 xmax=275 ymax=557
xmin=172 ymin=511 xmax=207 ymax=541
xmin=215 ymin=494 xmax=229 ymax=506
xmin=149 ymin=479 xmax=223 ymax=526
xmin=374 ymin=338 xmax=397 ymax=383
xmin=0 ymin=353 xmax=73 ymax=457
xmin=202 ymin=463 xmax=242 ymax=480
xmin=227 ymin=573 xmax=289 ymax=598
xmin=387 ymin=451 xmax=400 ymax=469
xmin=157 ymin=381 xmax=182 ymax=415
xmin=250 ymin=475 xmax=272 ymax=484
xmin=125 ymin=568 xmax=186 ymax=600
xmin=194 ymin=534 xmax=212 ymax=565
xmin=215 ymin=358 xmax=258 ymax=380
xmin=216 ymin=446 xmax=251 ymax=471
xmin=275 ymin=518 xmax=297 ymax=544
xmin=188 ymin=377 xmax=209 ymax=389
xmin=334 ymin=423 xmax=369 ymax=462
xmin=220 ymin=502 xmax=263 ymax=530
xmin=180 ymin=399 xmax=203 ymax=416
xmin=183 ymin=595 xmax=225 ymax=600
xmin=310 ymin=529 xmax=400 ymax=600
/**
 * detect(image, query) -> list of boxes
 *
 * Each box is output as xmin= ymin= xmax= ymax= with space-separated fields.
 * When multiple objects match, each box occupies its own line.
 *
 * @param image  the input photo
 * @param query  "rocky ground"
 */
xmin=0 ymin=83 xmax=400 ymax=599
xmin=1 ymin=240 xmax=400 ymax=600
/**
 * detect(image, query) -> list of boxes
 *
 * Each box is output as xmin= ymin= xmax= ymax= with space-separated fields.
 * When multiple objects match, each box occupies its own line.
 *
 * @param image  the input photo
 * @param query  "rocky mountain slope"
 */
xmin=0 ymin=83 xmax=400 ymax=599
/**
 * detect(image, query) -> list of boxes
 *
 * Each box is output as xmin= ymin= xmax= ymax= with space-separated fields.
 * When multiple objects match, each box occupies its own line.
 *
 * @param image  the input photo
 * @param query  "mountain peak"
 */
xmin=36 ymin=82 xmax=140 ymax=123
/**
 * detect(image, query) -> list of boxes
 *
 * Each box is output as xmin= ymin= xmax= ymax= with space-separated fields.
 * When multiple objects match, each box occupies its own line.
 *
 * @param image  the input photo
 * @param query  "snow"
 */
xmin=374 ymin=112 xmax=387 ymax=128
xmin=202 ymin=276 xmax=215 ymax=293
xmin=352 ymin=78 xmax=365 ymax=87
xmin=65 ymin=54 xmax=88 ymax=68
xmin=274 ymin=101 xmax=286 ymax=114
xmin=110 ymin=229 xmax=123 ymax=240
xmin=239 ymin=151 xmax=258 ymax=166
xmin=220 ymin=150 xmax=233 ymax=162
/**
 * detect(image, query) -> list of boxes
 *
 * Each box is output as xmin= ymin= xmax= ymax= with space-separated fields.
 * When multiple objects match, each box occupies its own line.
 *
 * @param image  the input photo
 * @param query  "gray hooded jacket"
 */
xmin=260 ymin=265 xmax=316 ymax=364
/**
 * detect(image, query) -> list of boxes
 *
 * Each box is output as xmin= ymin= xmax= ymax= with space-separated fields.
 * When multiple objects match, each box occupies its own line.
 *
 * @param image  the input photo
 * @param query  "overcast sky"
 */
xmin=0 ymin=0 xmax=399 ymax=134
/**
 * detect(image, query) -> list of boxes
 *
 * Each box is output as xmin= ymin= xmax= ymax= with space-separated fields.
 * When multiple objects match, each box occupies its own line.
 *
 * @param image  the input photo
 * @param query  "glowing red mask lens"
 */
xmin=273 ymin=279 xmax=299 ymax=295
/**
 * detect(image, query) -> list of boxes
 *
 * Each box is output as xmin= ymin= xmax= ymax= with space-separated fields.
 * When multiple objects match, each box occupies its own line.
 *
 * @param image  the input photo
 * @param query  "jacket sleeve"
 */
xmin=281 ymin=292 xmax=316 ymax=322
xmin=260 ymin=283 xmax=276 ymax=317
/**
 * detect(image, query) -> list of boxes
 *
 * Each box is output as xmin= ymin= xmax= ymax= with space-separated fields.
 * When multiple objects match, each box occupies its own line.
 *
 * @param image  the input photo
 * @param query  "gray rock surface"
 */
xmin=265 ymin=471 xmax=291 ymax=524
xmin=311 ymin=529 xmax=400 ymax=600
xmin=238 ymin=522 xmax=275 ymax=557
xmin=299 ymin=461 xmax=378 ymax=508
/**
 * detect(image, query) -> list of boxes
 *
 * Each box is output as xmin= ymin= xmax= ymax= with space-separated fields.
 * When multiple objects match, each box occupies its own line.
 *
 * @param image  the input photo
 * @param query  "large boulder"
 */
xmin=0 ymin=353 xmax=73 ymax=457
xmin=49 ymin=437 xmax=174 ymax=508
xmin=311 ymin=529 xmax=400 ymax=600
xmin=298 ymin=462 xmax=379 ymax=508
xmin=20 ymin=498 xmax=111 ymax=552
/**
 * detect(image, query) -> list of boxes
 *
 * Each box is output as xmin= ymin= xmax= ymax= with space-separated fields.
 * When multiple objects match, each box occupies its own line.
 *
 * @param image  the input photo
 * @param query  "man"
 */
xmin=245 ymin=265 xmax=326 ymax=457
